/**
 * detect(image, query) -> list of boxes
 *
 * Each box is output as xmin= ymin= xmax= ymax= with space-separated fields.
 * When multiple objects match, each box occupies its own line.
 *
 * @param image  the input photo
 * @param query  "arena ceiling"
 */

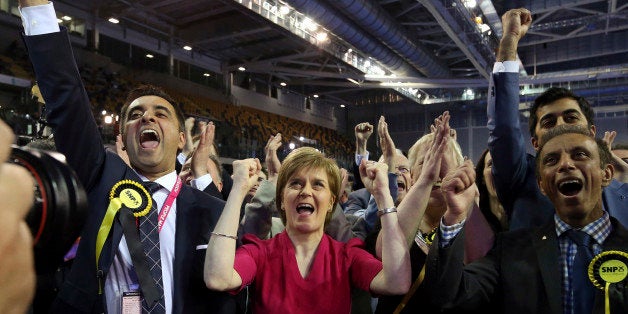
xmin=58 ymin=0 xmax=628 ymax=108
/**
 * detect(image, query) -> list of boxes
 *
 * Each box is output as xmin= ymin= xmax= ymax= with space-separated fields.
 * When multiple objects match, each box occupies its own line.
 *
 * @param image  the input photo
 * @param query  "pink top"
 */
xmin=233 ymin=232 xmax=383 ymax=313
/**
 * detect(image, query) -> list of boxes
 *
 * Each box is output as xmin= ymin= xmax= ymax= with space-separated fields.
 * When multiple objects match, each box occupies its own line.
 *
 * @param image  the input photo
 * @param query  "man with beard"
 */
xmin=18 ymin=1 xmax=235 ymax=313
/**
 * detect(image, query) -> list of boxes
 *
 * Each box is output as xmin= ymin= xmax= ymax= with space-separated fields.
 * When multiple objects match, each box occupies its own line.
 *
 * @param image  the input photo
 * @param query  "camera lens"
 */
xmin=9 ymin=146 xmax=88 ymax=274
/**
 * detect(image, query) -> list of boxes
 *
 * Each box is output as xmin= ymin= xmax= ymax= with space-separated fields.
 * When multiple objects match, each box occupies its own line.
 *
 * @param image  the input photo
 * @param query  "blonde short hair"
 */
xmin=407 ymin=132 xmax=463 ymax=173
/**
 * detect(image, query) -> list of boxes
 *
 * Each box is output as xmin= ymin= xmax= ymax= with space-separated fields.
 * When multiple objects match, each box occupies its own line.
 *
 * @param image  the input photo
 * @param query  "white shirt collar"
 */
xmin=138 ymin=170 xmax=178 ymax=193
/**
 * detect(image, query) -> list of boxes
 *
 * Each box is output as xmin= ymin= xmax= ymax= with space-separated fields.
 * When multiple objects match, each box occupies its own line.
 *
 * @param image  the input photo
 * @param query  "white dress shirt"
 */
xmin=104 ymin=171 xmax=178 ymax=313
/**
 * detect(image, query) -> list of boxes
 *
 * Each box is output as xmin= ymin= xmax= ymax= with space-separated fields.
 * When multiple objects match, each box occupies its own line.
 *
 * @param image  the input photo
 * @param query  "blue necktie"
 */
xmin=141 ymin=182 xmax=165 ymax=314
xmin=566 ymin=229 xmax=595 ymax=314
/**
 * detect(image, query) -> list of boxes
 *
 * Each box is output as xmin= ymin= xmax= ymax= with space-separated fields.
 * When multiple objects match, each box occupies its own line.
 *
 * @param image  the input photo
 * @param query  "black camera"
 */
xmin=9 ymin=145 xmax=88 ymax=274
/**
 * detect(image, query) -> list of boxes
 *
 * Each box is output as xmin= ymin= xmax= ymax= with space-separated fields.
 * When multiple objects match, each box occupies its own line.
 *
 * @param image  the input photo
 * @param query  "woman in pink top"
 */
xmin=204 ymin=140 xmax=445 ymax=313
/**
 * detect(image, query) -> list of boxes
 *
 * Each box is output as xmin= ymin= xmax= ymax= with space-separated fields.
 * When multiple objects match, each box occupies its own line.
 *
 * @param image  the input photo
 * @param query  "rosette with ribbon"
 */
xmin=588 ymin=250 xmax=628 ymax=314
xmin=94 ymin=180 xmax=162 ymax=305
xmin=96 ymin=180 xmax=151 ymax=272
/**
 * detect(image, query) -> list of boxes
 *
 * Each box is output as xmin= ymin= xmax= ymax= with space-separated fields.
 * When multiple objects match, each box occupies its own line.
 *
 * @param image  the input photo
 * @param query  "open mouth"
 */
xmin=296 ymin=203 xmax=314 ymax=215
xmin=140 ymin=129 xmax=160 ymax=149
xmin=557 ymin=179 xmax=583 ymax=196
xmin=397 ymin=180 xmax=406 ymax=191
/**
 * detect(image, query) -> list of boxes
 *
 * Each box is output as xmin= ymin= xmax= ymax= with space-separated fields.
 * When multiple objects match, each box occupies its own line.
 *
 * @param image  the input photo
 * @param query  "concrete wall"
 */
xmin=230 ymin=85 xmax=343 ymax=131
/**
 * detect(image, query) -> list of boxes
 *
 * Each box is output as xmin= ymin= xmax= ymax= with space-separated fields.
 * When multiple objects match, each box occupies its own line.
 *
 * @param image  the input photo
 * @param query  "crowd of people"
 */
xmin=0 ymin=36 xmax=353 ymax=168
xmin=1 ymin=2 xmax=627 ymax=314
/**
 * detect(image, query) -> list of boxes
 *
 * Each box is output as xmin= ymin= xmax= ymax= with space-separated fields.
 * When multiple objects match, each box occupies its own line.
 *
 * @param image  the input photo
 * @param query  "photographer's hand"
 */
xmin=0 ymin=119 xmax=35 ymax=314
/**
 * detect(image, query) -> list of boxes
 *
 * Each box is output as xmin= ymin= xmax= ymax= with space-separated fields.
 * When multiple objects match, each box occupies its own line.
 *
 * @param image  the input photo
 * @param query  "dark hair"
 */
xmin=475 ymin=149 xmax=504 ymax=233
xmin=528 ymin=87 xmax=594 ymax=140
xmin=535 ymin=124 xmax=612 ymax=179
xmin=118 ymin=85 xmax=185 ymax=135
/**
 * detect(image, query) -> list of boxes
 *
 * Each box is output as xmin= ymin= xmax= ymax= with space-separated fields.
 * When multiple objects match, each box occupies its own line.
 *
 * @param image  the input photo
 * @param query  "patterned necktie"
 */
xmin=141 ymin=181 xmax=165 ymax=314
xmin=566 ymin=229 xmax=596 ymax=314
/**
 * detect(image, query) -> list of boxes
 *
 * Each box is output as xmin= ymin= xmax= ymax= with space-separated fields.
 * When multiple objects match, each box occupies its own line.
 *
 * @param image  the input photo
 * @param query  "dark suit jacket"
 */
xmin=203 ymin=181 xmax=225 ymax=201
xmin=352 ymin=162 xmax=365 ymax=191
xmin=487 ymin=71 xmax=628 ymax=229
xmin=425 ymin=217 xmax=628 ymax=314
xmin=25 ymin=29 xmax=235 ymax=313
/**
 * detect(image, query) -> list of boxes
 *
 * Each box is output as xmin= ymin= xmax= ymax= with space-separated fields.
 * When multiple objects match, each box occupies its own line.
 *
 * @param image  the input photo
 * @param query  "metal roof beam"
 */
xmin=418 ymin=0 xmax=491 ymax=79
xmin=178 ymin=6 xmax=234 ymax=25
xmin=195 ymin=27 xmax=272 ymax=44
xmin=520 ymin=24 xmax=628 ymax=47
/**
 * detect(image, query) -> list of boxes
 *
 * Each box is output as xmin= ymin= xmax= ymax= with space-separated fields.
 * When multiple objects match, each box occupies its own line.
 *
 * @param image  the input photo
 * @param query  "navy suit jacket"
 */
xmin=426 ymin=217 xmax=628 ymax=314
xmin=487 ymin=71 xmax=628 ymax=229
xmin=24 ymin=29 xmax=235 ymax=313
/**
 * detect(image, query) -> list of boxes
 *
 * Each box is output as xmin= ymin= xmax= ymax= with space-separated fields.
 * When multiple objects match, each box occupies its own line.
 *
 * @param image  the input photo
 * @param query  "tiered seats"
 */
xmin=0 ymin=50 xmax=352 ymax=163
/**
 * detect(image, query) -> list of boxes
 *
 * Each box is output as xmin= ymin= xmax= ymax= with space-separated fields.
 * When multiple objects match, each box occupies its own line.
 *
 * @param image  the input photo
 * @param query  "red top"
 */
xmin=233 ymin=232 xmax=383 ymax=313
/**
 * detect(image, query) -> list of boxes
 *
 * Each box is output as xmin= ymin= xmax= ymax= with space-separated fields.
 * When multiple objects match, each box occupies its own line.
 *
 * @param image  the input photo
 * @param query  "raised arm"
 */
xmin=115 ymin=134 xmax=131 ymax=167
xmin=487 ymin=8 xmax=533 ymax=212
xmin=378 ymin=116 xmax=396 ymax=173
xmin=425 ymin=160 xmax=496 ymax=309
xmin=205 ymin=158 xmax=261 ymax=291
xmin=603 ymin=131 xmax=628 ymax=182
xmin=353 ymin=122 xmax=373 ymax=190
xmin=182 ymin=117 xmax=196 ymax=157
xmin=360 ymin=161 xmax=410 ymax=295
xmin=376 ymin=112 xmax=451 ymax=256
xmin=191 ymin=122 xmax=215 ymax=180
xmin=20 ymin=0 xmax=107 ymax=189
xmin=239 ymin=134 xmax=283 ymax=239
xmin=264 ymin=133 xmax=282 ymax=181
xmin=441 ymin=160 xmax=479 ymax=226
xmin=239 ymin=179 xmax=278 ymax=239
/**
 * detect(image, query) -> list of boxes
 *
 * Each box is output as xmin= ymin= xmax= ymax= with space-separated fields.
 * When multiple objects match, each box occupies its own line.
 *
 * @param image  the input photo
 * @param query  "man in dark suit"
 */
xmin=487 ymin=8 xmax=628 ymax=230
xmin=19 ymin=1 xmax=234 ymax=313
xmin=425 ymin=124 xmax=628 ymax=313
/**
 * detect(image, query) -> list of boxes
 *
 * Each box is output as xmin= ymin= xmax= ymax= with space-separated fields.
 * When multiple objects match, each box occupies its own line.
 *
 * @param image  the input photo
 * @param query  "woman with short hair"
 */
xmin=204 ymin=147 xmax=411 ymax=313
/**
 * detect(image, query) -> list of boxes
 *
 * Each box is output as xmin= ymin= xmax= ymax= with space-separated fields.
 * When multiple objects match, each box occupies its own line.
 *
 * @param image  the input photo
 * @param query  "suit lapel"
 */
xmin=593 ymin=218 xmax=628 ymax=313
xmin=533 ymin=223 xmax=563 ymax=314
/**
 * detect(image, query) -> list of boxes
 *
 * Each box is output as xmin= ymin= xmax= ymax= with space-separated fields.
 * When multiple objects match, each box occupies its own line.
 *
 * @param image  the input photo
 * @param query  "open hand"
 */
xmin=264 ymin=133 xmax=282 ymax=178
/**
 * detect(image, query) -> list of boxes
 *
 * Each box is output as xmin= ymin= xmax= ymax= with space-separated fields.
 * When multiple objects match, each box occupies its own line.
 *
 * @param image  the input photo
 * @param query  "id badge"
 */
xmin=121 ymin=291 xmax=141 ymax=314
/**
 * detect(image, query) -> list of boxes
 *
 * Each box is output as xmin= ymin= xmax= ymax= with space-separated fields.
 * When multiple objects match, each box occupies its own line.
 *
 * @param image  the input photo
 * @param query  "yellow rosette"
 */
xmin=95 ymin=180 xmax=151 ymax=273
xmin=588 ymin=250 xmax=628 ymax=314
